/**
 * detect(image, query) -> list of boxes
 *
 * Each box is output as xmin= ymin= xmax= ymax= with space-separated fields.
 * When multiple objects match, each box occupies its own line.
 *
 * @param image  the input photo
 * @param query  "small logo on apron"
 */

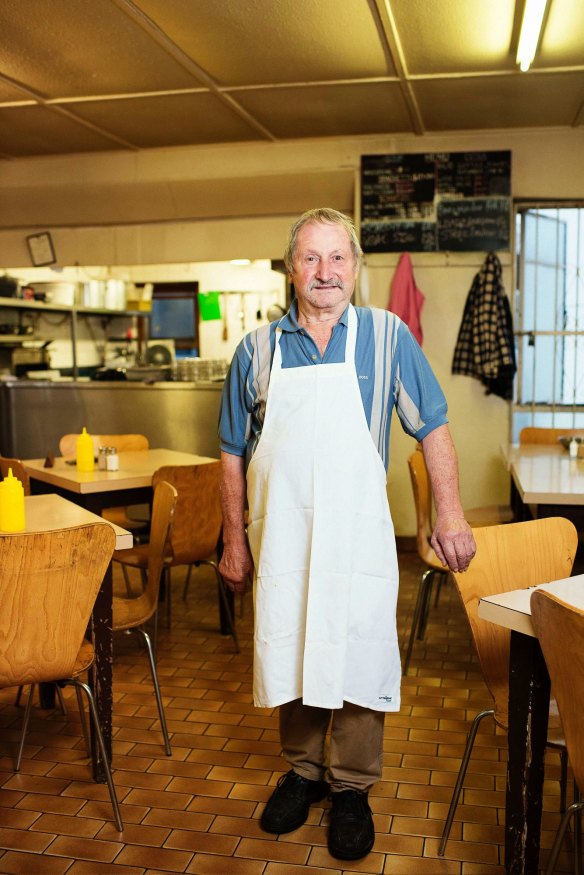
xmin=379 ymin=695 xmax=393 ymax=703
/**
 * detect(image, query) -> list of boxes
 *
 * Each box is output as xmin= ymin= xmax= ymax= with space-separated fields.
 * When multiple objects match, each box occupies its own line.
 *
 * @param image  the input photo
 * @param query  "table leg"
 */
xmin=505 ymin=631 xmax=550 ymax=875
xmin=88 ymin=562 xmax=113 ymax=783
xmin=38 ymin=683 xmax=56 ymax=708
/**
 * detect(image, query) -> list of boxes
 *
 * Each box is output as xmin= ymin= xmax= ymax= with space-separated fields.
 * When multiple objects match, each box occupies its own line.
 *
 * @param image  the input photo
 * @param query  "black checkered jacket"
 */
xmin=452 ymin=252 xmax=516 ymax=400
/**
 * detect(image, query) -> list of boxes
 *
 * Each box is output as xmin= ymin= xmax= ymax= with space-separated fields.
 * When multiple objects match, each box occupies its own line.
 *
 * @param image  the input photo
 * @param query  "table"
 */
xmin=16 ymin=494 xmax=131 ymax=781
xmin=24 ymin=448 xmax=217 ymax=517
xmin=478 ymin=575 xmax=584 ymax=874
xmin=503 ymin=443 xmax=584 ymax=524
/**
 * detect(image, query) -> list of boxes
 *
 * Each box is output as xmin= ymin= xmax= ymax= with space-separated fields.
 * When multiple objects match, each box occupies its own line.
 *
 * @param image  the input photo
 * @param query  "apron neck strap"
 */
xmin=273 ymin=304 xmax=357 ymax=369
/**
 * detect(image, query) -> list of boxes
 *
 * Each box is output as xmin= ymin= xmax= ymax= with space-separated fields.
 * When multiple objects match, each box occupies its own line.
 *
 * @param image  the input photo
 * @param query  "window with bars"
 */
xmin=513 ymin=205 xmax=584 ymax=442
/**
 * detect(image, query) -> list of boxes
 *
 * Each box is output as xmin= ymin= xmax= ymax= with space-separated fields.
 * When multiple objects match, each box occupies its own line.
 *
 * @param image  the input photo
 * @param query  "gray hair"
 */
xmin=283 ymin=208 xmax=363 ymax=273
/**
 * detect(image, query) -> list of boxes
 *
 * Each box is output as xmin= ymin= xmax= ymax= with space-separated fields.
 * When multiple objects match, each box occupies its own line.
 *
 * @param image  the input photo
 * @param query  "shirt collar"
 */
xmin=279 ymin=299 xmax=351 ymax=332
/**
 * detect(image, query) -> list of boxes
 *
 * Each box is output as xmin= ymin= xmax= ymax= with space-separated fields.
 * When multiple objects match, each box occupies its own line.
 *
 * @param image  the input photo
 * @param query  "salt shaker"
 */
xmin=569 ymin=438 xmax=578 ymax=459
xmin=106 ymin=446 xmax=119 ymax=471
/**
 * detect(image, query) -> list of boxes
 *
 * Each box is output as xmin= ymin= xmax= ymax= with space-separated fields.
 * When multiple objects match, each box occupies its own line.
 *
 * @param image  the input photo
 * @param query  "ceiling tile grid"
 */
xmin=0 ymin=0 xmax=582 ymax=159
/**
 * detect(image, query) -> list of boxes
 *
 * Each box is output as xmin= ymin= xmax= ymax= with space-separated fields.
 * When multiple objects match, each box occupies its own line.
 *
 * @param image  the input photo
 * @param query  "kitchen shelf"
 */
xmin=0 ymin=296 xmax=149 ymax=377
xmin=0 ymin=296 xmax=148 ymax=318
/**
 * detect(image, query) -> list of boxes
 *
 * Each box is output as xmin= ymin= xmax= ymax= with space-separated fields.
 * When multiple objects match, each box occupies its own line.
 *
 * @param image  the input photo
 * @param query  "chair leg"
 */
xmin=66 ymin=679 xmax=123 ymax=832
xmin=164 ymin=567 xmax=172 ymax=628
xmin=544 ymin=799 xmax=584 ymax=875
xmin=574 ymin=784 xmax=582 ymax=875
xmin=74 ymin=684 xmax=92 ymax=757
xmin=130 ymin=627 xmax=172 ymax=756
xmin=182 ymin=564 xmax=193 ymax=601
xmin=55 ymin=684 xmax=68 ymax=717
xmin=438 ymin=708 xmax=495 ymax=856
xmin=418 ymin=570 xmax=445 ymax=640
xmin=560 ymin=748 xmax=568 ymax=815
xmin=15 ymin=684 xmax=67 ymax=716
xmin=206 ymin=561 xmax=240 ymax=653
xmin=15 ymin=684 xmax=35 ymax=771
xmin=403 ymin=568 xmax=439 ymax=675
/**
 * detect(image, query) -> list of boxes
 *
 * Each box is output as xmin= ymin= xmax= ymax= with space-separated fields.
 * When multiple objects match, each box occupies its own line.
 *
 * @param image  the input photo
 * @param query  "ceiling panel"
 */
xmin=235 ymin=83 xmax=411 ymax=139
xmin=390 ymin=0 xmax=517 ymax=75
xmin=0 ymin=0 xmax=199 ymax=97
xmin=134 ymin=0 xmax=395 ymax=85
xmin=414 ymin=72 xmax=584 ymax=131
xmin=69 ymin=93 xmax=265 ymax=148
xmin=0 ymin=105 xmax=126 ymax=157
xmin=542 ymin=0 xmax=584 ymax=65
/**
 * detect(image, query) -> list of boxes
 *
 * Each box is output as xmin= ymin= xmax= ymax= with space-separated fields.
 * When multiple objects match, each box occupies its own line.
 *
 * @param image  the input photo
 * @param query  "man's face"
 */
xmin=289 ymin=221 xmax=358 ymax=315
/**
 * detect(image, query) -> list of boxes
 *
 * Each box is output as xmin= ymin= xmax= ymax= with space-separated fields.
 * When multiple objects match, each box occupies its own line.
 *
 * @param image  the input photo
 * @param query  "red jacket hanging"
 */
xmin=388 ymin=252 xmax=425 ymax=346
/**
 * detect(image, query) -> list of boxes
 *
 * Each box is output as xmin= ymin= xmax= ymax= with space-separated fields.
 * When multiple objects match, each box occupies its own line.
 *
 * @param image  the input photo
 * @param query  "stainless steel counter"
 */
xmin=0 ymin=380 xmax=222 ymax=459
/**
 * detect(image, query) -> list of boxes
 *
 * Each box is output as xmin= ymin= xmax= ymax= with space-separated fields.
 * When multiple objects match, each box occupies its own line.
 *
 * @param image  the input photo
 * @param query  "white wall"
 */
xmin=362 ymin=251 xmax=512 ymax=533
xmin=2 ymin=126 xmax=583 ymax=534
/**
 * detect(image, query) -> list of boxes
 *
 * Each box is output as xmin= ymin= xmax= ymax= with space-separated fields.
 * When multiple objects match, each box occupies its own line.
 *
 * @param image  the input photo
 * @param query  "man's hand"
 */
xmin=430 ymin=514 xmax=476 ymax=573
xmin=219 ymin=451 xmax=253 ymax=593
xmin=219 ymin=539 xmax=253 ymax=594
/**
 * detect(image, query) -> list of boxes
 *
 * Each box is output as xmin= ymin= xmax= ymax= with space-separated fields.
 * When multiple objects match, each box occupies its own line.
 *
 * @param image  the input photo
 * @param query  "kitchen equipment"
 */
xmin=125 ymin=365 xmax=172 ymax=382
xmin=7 ymin=340 xmax=53 ymax=377
xmin=145 ymin=341 xmax=174 ymax=366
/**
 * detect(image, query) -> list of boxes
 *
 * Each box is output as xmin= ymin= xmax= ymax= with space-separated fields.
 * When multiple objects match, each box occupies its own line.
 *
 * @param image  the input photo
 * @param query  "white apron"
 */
xmin=246 ymin=305 xmax=401 ymax=712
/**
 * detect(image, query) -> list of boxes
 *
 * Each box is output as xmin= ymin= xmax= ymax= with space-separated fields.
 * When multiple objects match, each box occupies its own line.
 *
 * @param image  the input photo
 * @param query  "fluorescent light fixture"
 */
xmin=516 ymin=0 xmax=549 ymax=71
xmin=230 ymin=259 xmax=251 ymax=266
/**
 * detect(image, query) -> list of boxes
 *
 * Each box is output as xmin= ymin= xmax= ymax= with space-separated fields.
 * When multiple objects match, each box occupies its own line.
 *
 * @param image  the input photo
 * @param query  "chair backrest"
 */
xmin=152 ymin=461 xmax=222 ymax=566
xmin=114 ymin=480 xmax=177 ymax=629
xmin=519 ymin=426 xmax=582 ymax=445
xmin=145 ymin=480 xmax=177 ymax=618
xmin=407 ymin=445 xmax=441 ymax=567
xmin=59 ymin=433 xmax=149 ymax=456
xmin=0 ymin=524 xmax=115 ymax=688
xmin=530 ymin=589 xmax=584 ymax=792
xmin=0 ymin=456 xmax=31 ymax=495
xmin=450 ymin=517 xmax=578 ymax=727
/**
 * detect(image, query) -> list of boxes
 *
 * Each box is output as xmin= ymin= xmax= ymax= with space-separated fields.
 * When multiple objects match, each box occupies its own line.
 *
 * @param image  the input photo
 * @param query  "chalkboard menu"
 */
xmin=360 ymin=151 xmax=511 ymax=253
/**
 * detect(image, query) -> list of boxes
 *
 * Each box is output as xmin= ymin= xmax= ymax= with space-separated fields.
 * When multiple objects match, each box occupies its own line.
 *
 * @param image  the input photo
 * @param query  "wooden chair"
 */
xmin=115 ymin=461 xmax=239 ymax=653
xmin=112 ymin=480 xmax=177 ymax=756
xmin=0 ymin=524 xmax=123 ymax=832
xmin=438 ymin=517 xmax=578 ymax=857
xmin=402 ymin=444 xmax=514 ymax=674
xmin=519 ymin=426 xmax=583 ymax=445
xmin=59 ymin=433 xmax=150 ymax=456
xmin=531 ymin=589 xmax=584 ymax=875
xmin=0 ymin=455 xmax=30 ymax=494
xmin=59 ymin=433 xmax=150 ymax=535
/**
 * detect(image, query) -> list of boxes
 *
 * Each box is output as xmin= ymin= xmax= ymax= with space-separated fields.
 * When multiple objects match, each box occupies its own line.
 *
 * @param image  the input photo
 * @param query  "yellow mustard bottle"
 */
xmin=0 ymin=467 xmax=26 ymax=532
xmin=76 ymin=426 xmax=95 ymax=472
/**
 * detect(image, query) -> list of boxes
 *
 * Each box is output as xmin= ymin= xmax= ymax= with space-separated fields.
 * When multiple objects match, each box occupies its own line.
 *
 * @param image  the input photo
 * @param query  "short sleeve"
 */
xmin=393 ymin=325 xmax=448 ymax=441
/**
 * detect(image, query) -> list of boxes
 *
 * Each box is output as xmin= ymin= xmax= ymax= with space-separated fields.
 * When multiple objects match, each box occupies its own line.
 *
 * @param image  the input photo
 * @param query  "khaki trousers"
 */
xmin=278 ymin=699 xmax=385 ymax=793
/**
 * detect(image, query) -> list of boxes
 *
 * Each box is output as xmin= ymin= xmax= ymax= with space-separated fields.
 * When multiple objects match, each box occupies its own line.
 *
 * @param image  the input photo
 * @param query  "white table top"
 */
xmin=23 ymin=448 xmax=217 ymax=495
xmin=478 ymin=574 xmax=584 ymax=636
xmin=503 ymin=443 xmax=584 ymax=506
xmin=6 ymin=493 xmax=133 ymax=550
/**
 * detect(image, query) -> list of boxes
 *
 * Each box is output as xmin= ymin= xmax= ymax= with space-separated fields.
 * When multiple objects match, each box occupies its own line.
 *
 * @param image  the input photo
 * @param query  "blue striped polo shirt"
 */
xmin=218 ymin=302 xmax=448 ymax=472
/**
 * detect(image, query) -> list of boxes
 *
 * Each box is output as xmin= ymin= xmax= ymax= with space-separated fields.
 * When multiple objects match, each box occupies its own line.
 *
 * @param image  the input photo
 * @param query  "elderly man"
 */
xmin=218 ymin=207 xmax=475 ymax=861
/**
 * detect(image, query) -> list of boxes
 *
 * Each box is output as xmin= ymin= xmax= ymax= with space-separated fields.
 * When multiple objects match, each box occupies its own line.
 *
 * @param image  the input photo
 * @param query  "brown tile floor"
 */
xmin=0 ymin=550 xmax=578 ymax=874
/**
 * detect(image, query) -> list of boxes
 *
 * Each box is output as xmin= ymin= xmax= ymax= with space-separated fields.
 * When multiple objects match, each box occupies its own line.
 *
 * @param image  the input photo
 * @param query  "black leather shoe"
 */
xmin=328 ymin=789 xmax=375 ymax=860
xmin=260 ymin=770 xmax=329 ymax=834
